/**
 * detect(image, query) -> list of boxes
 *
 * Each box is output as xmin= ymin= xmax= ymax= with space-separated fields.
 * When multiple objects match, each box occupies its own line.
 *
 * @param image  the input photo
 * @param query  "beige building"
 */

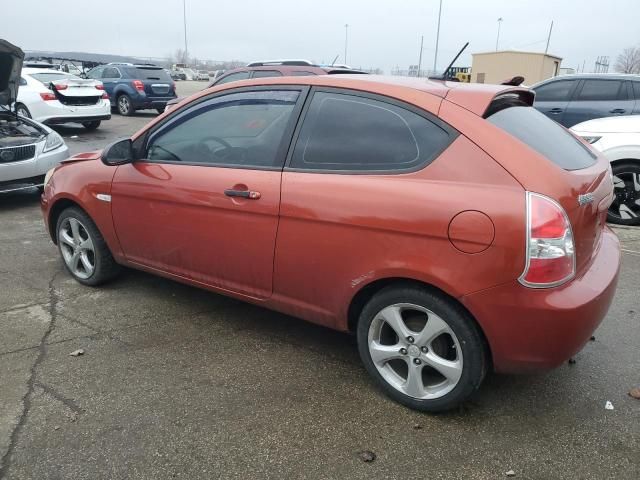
xmin=471 ymin=50 xmax=562 ymax=85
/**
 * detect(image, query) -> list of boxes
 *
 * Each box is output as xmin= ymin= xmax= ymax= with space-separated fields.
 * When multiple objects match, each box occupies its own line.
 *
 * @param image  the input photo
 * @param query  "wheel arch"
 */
xmin=347 ymin=276 xmax=494 ymax=368
xmin=47 ymin=197 xmax=86 ymax=244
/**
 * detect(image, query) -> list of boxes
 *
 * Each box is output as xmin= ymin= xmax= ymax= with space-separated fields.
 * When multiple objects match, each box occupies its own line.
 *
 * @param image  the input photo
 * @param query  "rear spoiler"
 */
xmin=483 ymin=89 xmax=535 ymax=118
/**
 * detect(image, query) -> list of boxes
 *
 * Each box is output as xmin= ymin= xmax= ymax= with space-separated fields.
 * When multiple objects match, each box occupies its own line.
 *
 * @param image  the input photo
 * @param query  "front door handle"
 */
xmin=610 ymin=108 xmax=626 ymax=114
xmin=548 ymin=108 xmax=563 ymax=114
xmin=224 ymin=189 xmax=261 ymax=200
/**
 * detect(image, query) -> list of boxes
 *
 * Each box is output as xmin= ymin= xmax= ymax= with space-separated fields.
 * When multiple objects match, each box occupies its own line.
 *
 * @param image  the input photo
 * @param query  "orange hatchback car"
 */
xmin=41 ymin=75 xmax=620 ymax=412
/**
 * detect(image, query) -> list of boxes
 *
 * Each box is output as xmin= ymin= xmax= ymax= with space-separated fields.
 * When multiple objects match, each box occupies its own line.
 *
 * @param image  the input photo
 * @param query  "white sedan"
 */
xmin=15 ymin=68 xmax=111 ymax=130
xmin=572 ymin=115 xmax=640 ymax=226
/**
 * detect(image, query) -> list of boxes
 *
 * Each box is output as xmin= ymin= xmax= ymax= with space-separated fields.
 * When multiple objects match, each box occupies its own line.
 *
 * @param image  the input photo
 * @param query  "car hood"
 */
xmin=0 ymin=39 xmax=24 ymax=107
xmin=571 ymin=115 xmax=640 ymax=134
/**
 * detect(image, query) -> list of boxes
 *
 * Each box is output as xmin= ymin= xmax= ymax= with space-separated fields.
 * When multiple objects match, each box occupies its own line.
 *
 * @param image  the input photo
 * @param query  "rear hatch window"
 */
xmin=487 ymin=106 xmax=596 ymax=171
xmin=125 ymin=67 xmax=171 ymax=81
xmin=30 ymin=72 xmax=74 ymax=85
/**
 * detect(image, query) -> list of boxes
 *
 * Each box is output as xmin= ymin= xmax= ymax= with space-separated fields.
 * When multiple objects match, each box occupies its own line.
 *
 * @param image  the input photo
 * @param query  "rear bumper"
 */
xmin=131 ymin=96 xmax=176 ymax=110
xmin=461 ymin=228 xmax=620 ymax=373
xmin=44 ymin=114 xmax=111 ymax=125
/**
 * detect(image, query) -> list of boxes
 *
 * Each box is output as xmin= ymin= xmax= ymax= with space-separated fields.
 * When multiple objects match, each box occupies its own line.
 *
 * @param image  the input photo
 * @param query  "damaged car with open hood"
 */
xmin=1 ymin=40 xmax=68 ymax=193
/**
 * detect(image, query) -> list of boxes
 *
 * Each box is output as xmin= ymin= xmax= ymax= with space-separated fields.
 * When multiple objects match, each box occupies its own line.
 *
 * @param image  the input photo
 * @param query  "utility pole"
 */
xmin=417 ymin=35 xmax=424 ymax=77
xmin=544 ymin=20 xmax=553 ymax=54
xmin=496 ymin=17 xmax=503 ymax=51
xmin=183 ymin=0 xmax=188 ymax=63
xmin=344 ymin=24 xmax=349 ymax=65
xmin=433 ymin=0 xmax=443 ymax=74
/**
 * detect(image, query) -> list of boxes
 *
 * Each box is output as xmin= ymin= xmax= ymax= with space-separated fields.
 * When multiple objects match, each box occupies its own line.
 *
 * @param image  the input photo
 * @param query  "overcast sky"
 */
xmin=4 ymin=0 xmax=639 ymax=72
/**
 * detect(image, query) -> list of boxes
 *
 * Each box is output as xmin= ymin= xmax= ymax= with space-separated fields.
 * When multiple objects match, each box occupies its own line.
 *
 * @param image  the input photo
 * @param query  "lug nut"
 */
xmin=400 ymin=348 xmax=408 ymax=355
xmin=407 ymin=336 xmax=415 ymax=343
xmin=413 ymin=358 xmax=422 ymax=365
xmin=421 ymin=346 xmax=428 ymax=353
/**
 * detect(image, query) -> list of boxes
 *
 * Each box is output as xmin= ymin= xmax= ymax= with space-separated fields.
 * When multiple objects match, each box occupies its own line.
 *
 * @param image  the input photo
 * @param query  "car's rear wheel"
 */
xmin=117 ymin=94 xmax=134 ymax=116
xmin=16 ymin=103 xmax=31 ymax=118
xmin=609 ymin=161 xmax=640 ymax=226
xmin=357 ymin=284 xmax=487 ymax=412
xmin=56 ymin=207 xmax=121 ymax=286
xmin=82 ymin=121 xmax=101 ymax=131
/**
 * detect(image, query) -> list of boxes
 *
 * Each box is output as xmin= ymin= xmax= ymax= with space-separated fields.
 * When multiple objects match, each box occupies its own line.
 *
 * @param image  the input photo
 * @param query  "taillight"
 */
xmin=133 ymin=80 xmax=145 ymax=91
xmin=101 ymin=92 xmax=109 ymax=99
xmin=53 ymin=84 xmax=68 ymax=91
xmin=95 ymin=84 xmax=105 ymax=90
xmin=519 ymin=192 xmax=575 ymax=288
xmin=40 ymin=92 xmax=56 ymax=101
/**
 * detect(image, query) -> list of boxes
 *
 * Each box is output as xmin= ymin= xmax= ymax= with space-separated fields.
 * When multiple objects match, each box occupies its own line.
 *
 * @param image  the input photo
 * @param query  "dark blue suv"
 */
xmin=532 ymin=74 xmax=640 ymax=127
xmin=86 ymin=63 xmax=176 ymax=116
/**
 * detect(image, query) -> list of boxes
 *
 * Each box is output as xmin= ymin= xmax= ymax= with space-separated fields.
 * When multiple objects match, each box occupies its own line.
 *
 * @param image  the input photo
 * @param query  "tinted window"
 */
xmin=534 ymin=80 xmax=575 ymax=102
xmin=29 ymin=72 xmax=74 ymax=84
xmin=577 ymin=80 xmax=624 ymax=101
xmin=147 ymin=90 xmax=299 ymax=168
xmin=102 ymin=67 xmax=120 ymax=79
xmin=634 ymin=82 xmax=640 ymax=100
xmin=251 ymin=70 xmax=284 ymax=79
xmin=488 ymin=106 xmax=596 ymax=170
xmin=215 ymin=71 xmax=250 ymax=85
xmin=125 ymin=67 xmax=171 ymax=81
xmin=290 ymin=92 xmax=453 ymax=171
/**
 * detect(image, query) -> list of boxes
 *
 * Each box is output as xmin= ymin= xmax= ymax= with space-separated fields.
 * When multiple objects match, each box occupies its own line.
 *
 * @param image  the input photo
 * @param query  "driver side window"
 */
xmin=146 ymin=90 xmax=300 ymax=169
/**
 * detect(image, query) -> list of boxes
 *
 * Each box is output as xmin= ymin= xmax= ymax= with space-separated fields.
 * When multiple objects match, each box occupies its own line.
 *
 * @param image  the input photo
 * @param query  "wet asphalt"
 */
xmin=0 ymin=82 xmax=638 ymax=479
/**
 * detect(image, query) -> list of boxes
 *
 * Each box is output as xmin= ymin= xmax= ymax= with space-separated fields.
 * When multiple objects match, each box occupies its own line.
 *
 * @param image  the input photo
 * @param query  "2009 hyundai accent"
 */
xmin=40 ymin=75 xmax=620 ymax=412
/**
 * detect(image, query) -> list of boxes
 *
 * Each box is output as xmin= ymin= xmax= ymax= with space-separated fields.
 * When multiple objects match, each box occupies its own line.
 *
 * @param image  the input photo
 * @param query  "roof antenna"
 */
xmin=429 ymin=42 xmax=469 ymax=81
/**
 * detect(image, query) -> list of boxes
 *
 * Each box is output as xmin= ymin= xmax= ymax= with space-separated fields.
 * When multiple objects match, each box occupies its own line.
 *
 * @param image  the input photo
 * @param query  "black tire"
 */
xmin=357 ymin=284 xmax=488 ymax=413
xmin=608 ymin=161 xmax=640 ymax=226
xmin=156 ymin=107 xmax=165 ymax=114
xmin=16 ymin=103 xmax=31 ymax=118
xmin=82 ymin=120 xmax=101 ymax=131
xmin=117 ymin=94 xmax=134 ymax=116
xmin=55 ymin=207 xmax=121 ymax=286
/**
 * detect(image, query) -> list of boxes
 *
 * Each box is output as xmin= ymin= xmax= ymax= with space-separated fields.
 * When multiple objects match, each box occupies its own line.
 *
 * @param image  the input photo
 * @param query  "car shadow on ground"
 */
xmin=0 ymin=190 xmax=41 ymax=211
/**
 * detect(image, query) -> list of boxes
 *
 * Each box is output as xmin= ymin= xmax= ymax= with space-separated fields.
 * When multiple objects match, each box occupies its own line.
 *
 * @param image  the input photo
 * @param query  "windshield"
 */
xmin=488 ymin=106 xmax=597 ymax=171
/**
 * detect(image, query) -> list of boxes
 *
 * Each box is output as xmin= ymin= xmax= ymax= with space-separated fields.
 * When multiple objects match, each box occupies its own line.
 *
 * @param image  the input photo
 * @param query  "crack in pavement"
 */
xmin=0 ymin=269 xmax=62 ymax=479
xmin=34 ymin=382 xmax=83 ymax=415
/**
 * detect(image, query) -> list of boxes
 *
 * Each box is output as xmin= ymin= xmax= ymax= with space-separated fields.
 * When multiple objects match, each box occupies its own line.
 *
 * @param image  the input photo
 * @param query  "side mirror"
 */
xmin=101 ymin=138 xmax=134 ymax=166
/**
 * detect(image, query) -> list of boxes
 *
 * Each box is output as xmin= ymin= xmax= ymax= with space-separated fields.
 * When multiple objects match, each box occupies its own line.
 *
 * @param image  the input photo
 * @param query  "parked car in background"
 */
xmin=42 ymin=75 xmax=619 ymax=412
xmin=196 ymin=70 xmax=209 ymax=81
xmin=572 ymin=115 xmax=640 ymax=225
xmin=16 ymin=68 xmax=110 ymax=130
xmin=1 ymin=40 xmax=68 ymax=193
xmin=164 ymin=60 xmax=367 ymax=112
xmin=532 ymin=74 xmax=640 ymax=127
xmin=86 ymin=63 xmax=176 ymax=115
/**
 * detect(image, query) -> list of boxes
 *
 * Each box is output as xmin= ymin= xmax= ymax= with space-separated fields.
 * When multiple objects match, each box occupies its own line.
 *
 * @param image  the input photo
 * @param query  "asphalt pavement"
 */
xmin=0 ymin=82 xmax=638 ymax=479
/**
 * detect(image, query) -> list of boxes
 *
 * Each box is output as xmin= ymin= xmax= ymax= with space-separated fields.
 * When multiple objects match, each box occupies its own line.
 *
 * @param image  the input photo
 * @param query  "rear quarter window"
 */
xmin=290 ymin=91 xmax=455 ymax=172
xmin=487 ymin=106 xmax=596 ymax=170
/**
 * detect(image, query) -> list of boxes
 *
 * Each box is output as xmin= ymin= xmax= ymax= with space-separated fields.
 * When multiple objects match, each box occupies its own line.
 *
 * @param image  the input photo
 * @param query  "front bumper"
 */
xmin=461 ymin=228 xmax=620 ymax=373
xmin=0 ymin=143 xmax=69 ymax=193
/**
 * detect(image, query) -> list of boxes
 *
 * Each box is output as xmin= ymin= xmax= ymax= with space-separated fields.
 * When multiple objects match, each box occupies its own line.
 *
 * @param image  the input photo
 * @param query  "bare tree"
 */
xmin=615 ymin=46 xmax=640 ymax=74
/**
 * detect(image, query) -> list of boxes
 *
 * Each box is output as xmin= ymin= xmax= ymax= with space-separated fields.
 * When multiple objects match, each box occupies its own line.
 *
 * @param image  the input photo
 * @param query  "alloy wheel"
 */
xmin=367 ymin=303 xmax=463 ymax=400
xmin=58 ymin=217 xmax=95 ymax=280
xmin=118 ymin=96 xmax=131 ymax=115
xmin=611 ymin=173 xmax=640 ymax=221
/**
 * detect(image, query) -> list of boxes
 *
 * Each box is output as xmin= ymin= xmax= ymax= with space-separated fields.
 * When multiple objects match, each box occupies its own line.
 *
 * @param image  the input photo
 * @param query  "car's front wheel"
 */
xmin=82 ymin=121 xmax=101 ymax=131
xmin=117 ymin=94 xmax=134 ymax=116
xmin=357 ymin=284 xmax=487 ymax=412
xmin=609 ymin=161 xmax=640 ymax=226
xmin=56 ymin=207 xmax=120 ymax=286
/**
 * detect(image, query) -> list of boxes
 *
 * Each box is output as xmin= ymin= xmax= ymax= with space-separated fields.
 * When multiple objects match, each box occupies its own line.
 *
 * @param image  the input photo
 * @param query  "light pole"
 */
xmin=183 ymin=0 xmax=189 ymax=63
xmin=344 ymin=24 xmax=349 ymax=65
xmin=433 ymin=0 xmax=443 ymax=74
xmin=495 ymin=17 xmax=503 ymax=51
